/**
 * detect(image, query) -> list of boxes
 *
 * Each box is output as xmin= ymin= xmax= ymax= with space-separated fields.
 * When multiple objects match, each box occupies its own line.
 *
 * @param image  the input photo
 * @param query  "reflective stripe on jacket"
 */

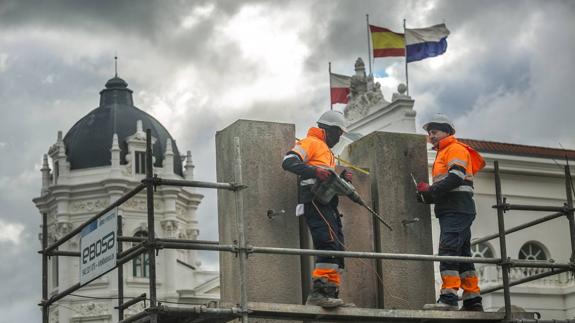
xmin=432 ymin=136 xmax=485 ymax=215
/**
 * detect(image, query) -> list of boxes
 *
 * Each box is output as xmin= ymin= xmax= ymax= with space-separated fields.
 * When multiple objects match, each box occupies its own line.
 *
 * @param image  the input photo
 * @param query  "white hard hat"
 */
xmin=317 ymin=111 xmax=348 ymax=133
xmin=422 ymin=113 xmax=455 ymax=134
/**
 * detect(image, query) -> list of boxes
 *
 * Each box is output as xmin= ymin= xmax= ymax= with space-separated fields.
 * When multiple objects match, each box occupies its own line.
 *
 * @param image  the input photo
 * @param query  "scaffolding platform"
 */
xmin=130 ymin=303 xmax=537 ymax=323
xmin=40 ymin=133 xmax=574 ymax=323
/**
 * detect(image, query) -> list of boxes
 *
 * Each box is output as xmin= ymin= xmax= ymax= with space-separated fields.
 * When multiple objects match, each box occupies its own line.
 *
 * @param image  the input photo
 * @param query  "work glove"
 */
xmin=416 ymin=182 xmax=433 ymax=204
xmin=416 ymin=182 xmax=430 ymax=193
xmin=315 ymin=167 xmax=331 ymax=182
xmin=340 ymin=169 xmax=352 ymax=183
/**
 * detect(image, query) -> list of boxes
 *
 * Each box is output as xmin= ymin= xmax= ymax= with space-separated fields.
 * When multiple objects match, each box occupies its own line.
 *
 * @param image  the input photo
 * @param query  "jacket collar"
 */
xmin=436 ymin=135 xmax=457 ymax=150
xmin=307 ymin=127 xmax=326 ymax=142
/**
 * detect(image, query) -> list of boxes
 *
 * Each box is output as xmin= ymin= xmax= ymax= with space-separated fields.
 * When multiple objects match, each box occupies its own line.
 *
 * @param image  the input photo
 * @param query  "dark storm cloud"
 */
xmin=1 ymin=0 xmax=220 ymax=38
xmin=0 ymin=38 xmax=104 ymax=321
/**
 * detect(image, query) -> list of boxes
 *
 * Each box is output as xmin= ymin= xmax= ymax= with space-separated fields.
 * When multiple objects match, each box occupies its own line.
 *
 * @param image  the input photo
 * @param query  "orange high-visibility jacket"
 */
xmin=291 ymin=127 xmax=336 ymax=169
xmin=288 ymin=127 xmax=336 ymax=203
xmin=431 ymin=135 xmax=485 ymax=215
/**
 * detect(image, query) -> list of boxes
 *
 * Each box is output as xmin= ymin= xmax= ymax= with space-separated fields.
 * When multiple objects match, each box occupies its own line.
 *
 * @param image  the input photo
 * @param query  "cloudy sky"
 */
xmin=1 ymin=0 xmax=574 ymax=321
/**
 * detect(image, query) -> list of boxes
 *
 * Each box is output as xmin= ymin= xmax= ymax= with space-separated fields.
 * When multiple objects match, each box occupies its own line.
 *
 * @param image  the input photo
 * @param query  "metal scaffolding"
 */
xmin=39 ymin=130 xmax=575 ymax=323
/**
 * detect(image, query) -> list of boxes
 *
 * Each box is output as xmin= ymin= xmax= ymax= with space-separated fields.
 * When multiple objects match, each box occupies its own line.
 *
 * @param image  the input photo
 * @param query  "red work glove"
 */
xmin=315 ymin=167 xmax=331 ymax=182
xmin=417 ymin=182 xmax=430 ymax=193
xmin=340 ymin=169 xmax=352 ymax=183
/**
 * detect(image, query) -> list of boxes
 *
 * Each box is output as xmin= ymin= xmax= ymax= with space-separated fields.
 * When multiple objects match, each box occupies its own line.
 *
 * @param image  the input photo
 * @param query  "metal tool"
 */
xmin=311 ymin=169 xmax=393 ymax=231
xmin=411 ymin=173 xmax=427 ymax=204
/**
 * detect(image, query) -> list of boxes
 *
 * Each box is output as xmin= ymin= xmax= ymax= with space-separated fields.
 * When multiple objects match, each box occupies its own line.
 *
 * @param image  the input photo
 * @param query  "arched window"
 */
xmin=518 ymin=241 xmax=548 ymax=261
xmin=471 ymin=242 xmax=495 ymax=258
xmin=133 ymin=231 xmax=149 ymax=278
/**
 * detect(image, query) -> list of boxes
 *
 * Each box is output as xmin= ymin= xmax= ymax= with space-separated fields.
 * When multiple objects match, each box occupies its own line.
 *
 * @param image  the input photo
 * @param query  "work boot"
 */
xmin=460 ymin=303 xmax=484 ymax=312
xmin=422 ymin=300 xmax=459 ymax=311
xmin=330 ymin=285 xmax=356 ymax=307
xmin=305 ymin=278 xmax=344 ymax=308
xmin=460 ymin=297 xmax=484 ymax=312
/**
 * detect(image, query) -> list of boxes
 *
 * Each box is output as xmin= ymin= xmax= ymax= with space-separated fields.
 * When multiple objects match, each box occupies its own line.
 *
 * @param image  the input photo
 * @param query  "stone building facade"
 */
xmin=33 ymin=76 xmax=218 ymax=323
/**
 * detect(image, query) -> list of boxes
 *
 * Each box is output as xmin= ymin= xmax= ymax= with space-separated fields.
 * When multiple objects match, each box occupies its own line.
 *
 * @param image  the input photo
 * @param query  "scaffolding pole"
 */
xmin=145 ymin=129 xmax=158 ymax=323
xmin=156 ymin=177 xmax=244 ymax=191
xmin=41 ymin=212 xmax=48 ymax=323
xmin=117 ymin=215 xmax=124 ymax=321
xmin=471 ymin=211 xmax=565 ymax=247
xmin=565 ymin=165 xmax=575 ymax=263
xmin=493 ymin=203 xmax=573 ymax=213
xmin=494 ymin=161 xmax=513 ymax=321
xmin=480 ymin=267 xmax=570 ymax=295
xmin=233 ymin=136 xmax=249 ymax=323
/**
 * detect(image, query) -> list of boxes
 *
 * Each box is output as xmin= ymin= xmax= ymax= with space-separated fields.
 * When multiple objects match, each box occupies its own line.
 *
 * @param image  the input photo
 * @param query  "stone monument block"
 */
xmin=343 ymin=131 xmax=435 ymax=309
xmin=216 ymin=120 xmax=302 ymax=308
xmin=337 ymin=168 xmax=379 ymax=308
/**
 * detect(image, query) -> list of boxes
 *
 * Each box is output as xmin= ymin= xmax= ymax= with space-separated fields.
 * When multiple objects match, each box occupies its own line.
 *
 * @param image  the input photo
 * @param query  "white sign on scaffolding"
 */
xmin=79 ymin=208 xmax=117 ymax=286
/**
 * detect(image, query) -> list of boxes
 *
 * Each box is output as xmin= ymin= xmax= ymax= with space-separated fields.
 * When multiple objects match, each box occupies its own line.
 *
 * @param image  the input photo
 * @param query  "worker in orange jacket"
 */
xmin=417 ymin=113 xmax=486 ymax=311
xmin=282 ymin=111 xmax=352 ymax=308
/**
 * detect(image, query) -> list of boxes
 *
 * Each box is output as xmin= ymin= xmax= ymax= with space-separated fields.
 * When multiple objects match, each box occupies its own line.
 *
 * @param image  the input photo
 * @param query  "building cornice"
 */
xmin=427 ymin=150 xmax=574 ymax=177
xmin=348 ymin=99 xmax=414 ymax=133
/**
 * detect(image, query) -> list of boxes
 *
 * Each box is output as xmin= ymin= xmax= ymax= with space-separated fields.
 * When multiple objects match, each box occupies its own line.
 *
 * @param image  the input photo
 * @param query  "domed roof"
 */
xmin=105 ymin=76 xmax=128 ymax=89
xmin=63 ymin=76 xmax=183 ymax=176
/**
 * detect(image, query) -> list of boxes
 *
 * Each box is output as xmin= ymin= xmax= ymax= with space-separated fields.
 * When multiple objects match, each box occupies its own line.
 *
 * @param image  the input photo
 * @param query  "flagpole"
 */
xmin=403 ymin=18 xmax=409 ymax=96
xmin=329 ymin=62 xmax=333 ymax=110
xmin=366 ymin=14 xmax=372 ymax=76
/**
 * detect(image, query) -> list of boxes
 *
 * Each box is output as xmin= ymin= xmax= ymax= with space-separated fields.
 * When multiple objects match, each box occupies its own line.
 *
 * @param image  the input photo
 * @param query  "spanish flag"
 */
xmin=370 ymin=25 xmax=405 ymax=57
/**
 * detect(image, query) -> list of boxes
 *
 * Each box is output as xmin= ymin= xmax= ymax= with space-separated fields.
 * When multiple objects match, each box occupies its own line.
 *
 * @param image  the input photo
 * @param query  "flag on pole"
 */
xmin=330 ymin=73 xmax=351 ymax=104
xmin=369 ymin=25 xmax=405 ymax=57
xmin=405 ymin=23 xmax=450 ymax=63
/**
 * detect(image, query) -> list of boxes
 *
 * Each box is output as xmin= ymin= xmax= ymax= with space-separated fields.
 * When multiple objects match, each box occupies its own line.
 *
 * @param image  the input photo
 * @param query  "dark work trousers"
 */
xmin=438 ymin=212 xmax=476 ymax=304
xmin=304 ymin=201 xmax=345 ymax=268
